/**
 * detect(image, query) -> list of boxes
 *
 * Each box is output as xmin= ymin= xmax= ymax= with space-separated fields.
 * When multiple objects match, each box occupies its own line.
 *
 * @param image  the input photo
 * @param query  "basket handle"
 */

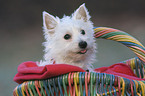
xmin=94 ymin=27 xmax=145 ymax=64
xmin=94 ymin=27 xmax=145 ymax=78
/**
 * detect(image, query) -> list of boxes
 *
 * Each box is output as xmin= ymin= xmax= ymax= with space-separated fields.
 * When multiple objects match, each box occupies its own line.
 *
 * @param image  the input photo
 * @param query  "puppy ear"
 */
xmin=73 ymin=3 xmax=90 ymax=22
xmin=43 ymin=11 xmax=58 ymax=34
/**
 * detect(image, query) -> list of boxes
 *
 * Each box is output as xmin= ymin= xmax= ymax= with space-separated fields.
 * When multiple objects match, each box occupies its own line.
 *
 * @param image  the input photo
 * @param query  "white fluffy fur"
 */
xmin=39 ymin=3 xmax=97 ymax=71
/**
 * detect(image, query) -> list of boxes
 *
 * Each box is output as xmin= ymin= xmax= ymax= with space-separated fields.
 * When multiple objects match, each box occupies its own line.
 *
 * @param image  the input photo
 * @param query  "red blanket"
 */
xmin=13 ymin=61 xmax=145 ymax=84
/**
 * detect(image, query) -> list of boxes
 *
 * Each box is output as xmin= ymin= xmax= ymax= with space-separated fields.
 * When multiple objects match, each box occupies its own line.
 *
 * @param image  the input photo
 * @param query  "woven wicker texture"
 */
xmin=13 ymin=27 xmax=145 ymax=96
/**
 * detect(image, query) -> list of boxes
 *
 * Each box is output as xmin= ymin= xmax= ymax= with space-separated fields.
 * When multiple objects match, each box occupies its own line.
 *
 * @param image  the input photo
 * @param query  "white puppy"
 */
xmin=39 ymin=4 xmax=97 ymax=71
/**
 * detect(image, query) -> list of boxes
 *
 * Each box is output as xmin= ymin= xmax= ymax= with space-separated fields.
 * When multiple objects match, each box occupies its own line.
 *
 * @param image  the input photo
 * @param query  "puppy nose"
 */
xmin=79 ymin=41 xmax=87 ymax=49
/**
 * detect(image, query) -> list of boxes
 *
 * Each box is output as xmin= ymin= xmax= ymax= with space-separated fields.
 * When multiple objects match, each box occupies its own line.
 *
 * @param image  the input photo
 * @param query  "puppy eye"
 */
xmin=81 ymin=30 xmax=85 ymax=35
xmin=64 ymin=34 xmax=71 ymax=40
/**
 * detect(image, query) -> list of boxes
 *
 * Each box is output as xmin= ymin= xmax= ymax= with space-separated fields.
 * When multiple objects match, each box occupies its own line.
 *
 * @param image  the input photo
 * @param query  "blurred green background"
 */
xmin=0 ymin=0 xmax=145 ymax=95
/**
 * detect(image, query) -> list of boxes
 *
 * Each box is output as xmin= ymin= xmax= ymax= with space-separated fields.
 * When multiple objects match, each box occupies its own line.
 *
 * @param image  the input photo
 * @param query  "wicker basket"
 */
xmin=13 ymin=27 xmax=145 ymax=96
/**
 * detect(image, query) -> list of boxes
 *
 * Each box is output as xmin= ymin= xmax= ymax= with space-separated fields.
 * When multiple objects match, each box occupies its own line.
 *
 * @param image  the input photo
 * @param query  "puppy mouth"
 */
xmin=78 ymin=49 xmax=87 ymax=54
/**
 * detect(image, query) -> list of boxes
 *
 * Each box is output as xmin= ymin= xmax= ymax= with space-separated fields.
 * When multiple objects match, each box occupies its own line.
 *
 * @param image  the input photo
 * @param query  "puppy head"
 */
xmin=42 ymin=4 xmax=96 ymax=69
